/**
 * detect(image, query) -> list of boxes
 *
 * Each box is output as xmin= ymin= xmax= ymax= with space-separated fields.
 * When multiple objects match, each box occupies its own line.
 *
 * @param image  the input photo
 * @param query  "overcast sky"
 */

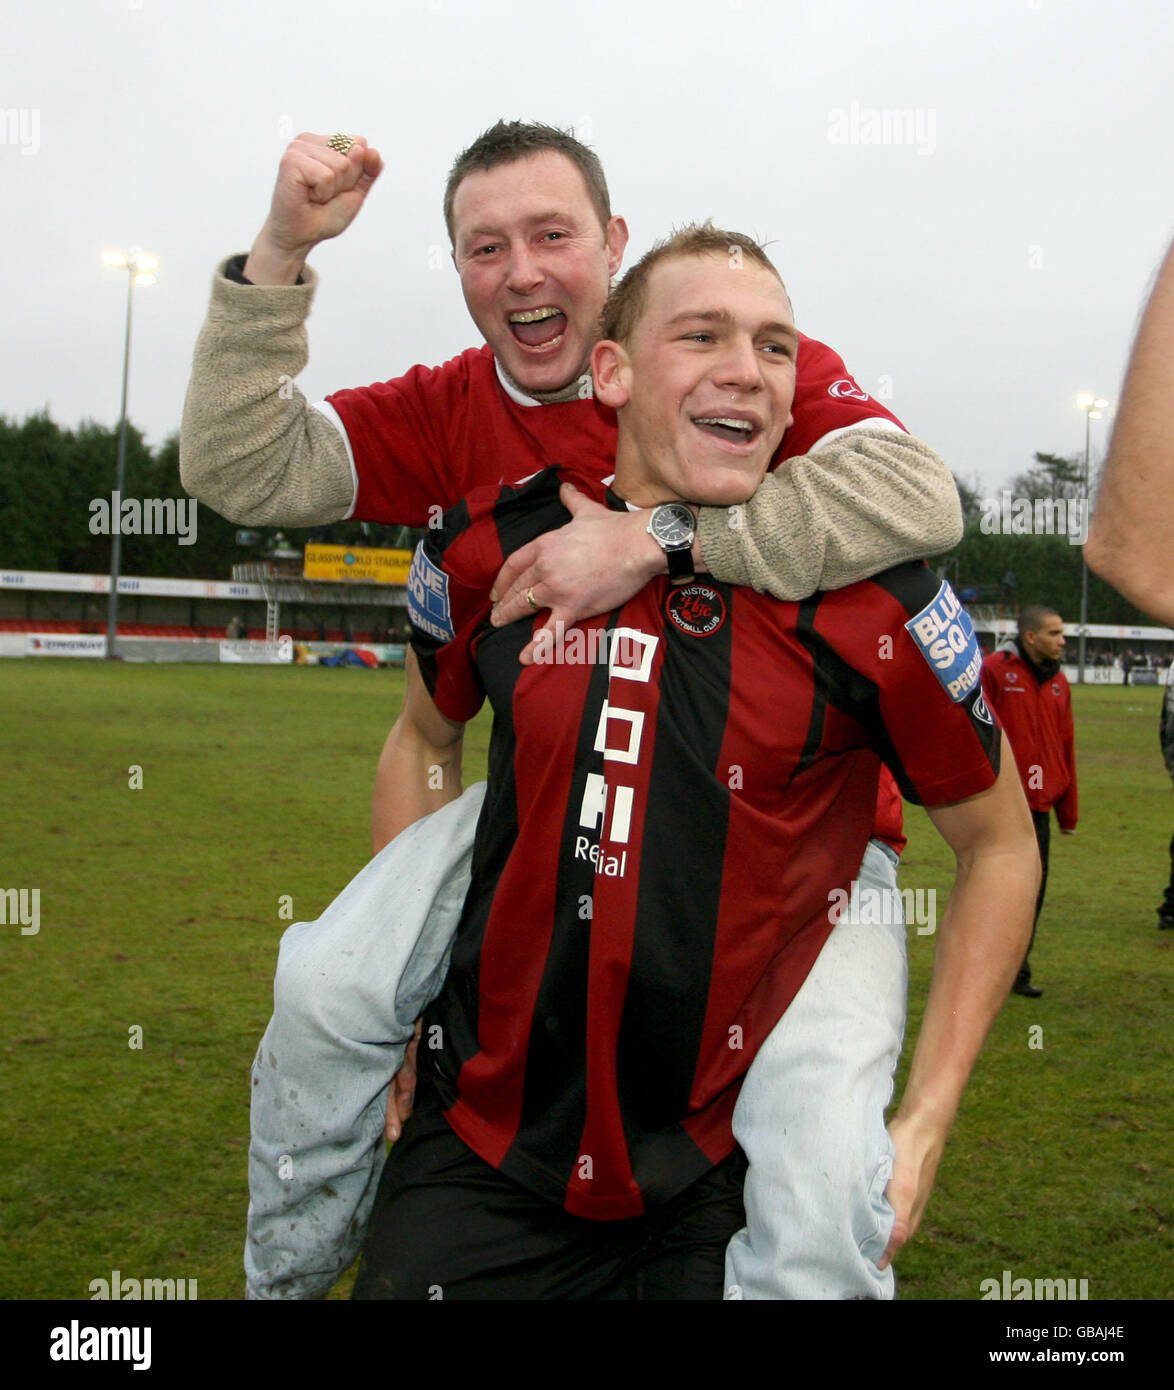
xmin=3 ymin=0 xmax=1171 ymax=500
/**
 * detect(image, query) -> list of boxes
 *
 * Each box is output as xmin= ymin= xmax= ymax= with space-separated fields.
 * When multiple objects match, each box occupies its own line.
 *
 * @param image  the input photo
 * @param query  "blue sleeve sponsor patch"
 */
xmin=905 ymin=581 xmax=982 ymax=702
xmin=406 ymin=543 xmax=455 ymax=644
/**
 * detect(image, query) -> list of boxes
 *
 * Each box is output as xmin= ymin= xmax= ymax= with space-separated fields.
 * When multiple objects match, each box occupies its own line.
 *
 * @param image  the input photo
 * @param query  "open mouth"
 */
xmin=509 ymin=306 xmax=567 ymax=349
xmin=692 ymin=416 xmax=761 ymax=447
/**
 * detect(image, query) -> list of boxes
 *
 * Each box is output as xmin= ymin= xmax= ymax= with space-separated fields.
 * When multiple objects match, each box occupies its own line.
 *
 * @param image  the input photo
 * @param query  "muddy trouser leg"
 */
xmin=245 ymin=783 xmax=486 ymax=1300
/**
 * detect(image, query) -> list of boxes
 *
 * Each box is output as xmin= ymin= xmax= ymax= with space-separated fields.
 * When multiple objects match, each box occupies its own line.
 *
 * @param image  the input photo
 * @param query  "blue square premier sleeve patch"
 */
xmin=407 ymin=543 xmax=455 ymax=644
xmin=905 ymin=581 xmax=983 ymax=702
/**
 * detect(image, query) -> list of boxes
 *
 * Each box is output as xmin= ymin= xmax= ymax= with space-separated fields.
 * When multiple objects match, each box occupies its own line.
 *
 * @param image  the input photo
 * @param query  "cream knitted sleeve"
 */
xmin=695 ymin=428 xmax=963 ymax=599
xmin=179 ymin=260 xmax=355 ymax=526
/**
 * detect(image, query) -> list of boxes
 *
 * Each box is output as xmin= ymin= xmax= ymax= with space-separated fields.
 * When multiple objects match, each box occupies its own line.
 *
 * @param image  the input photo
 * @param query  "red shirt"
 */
xmin=329 ymin=337 xmax=909 ymax=848
xmin=411 ymin=468 xmax=999 ymax=1218
xmin=981 ymin=648 xmax=1077 ymax=829
xmin=325 ymin=337 xmax=905 ymax=525
xmin=873 ymin=765 xmax=906 ymax=854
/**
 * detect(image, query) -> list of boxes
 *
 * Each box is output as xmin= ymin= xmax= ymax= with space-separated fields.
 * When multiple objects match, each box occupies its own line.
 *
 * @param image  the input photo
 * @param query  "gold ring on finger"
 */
xmin=327 ymin=132 xmax=356 ymax=154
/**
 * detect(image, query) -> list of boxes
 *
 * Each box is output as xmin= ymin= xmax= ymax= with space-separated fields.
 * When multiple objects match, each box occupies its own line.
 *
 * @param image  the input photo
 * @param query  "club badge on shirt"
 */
xmin=666 ymin=584 xmax=726 ymax=637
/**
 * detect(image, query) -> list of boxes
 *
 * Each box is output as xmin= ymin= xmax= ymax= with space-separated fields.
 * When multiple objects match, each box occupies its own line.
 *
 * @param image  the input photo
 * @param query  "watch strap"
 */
xmin=665 ymin=545 xmax=695 ymax=584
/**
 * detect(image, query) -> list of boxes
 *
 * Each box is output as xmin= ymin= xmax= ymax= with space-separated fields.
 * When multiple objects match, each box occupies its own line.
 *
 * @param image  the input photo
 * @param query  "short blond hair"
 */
xmin=601 ymin=223 xmax=783 ymax=344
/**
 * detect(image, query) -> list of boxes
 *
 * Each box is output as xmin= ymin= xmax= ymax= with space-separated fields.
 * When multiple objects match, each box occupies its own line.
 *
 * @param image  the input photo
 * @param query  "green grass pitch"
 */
xmin=1 ymin=661 xmax=1171 ymax=1300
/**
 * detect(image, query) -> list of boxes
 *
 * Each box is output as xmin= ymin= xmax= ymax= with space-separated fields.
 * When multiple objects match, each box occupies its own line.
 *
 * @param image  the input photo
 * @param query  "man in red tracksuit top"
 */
xmin=981 ymin=606 xmax=1078 ymax=996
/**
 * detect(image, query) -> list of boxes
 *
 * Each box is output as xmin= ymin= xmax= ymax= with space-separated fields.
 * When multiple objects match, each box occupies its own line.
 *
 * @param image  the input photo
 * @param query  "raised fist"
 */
xmin=245 ymin=133 xmax=384 ymax=284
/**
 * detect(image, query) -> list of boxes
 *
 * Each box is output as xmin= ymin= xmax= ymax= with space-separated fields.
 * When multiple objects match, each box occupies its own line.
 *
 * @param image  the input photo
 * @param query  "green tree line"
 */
xmin=0 ymin=411 xmax=413 ymax=579
xmin=0 ymin=412 xmax=1161 ymax=627
xmin=938 ymin=527 xmax=1151 ymax=627
xmin=944 ymin=453 xmax=1154 ymax=627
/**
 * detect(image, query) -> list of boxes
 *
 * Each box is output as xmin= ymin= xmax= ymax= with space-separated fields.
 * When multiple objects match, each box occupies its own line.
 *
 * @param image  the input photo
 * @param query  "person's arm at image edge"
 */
xmin=1085 ymin=234 xmax=1174 ymax=624
xmin=879 ymin=737 xmax=1039 ymax=1267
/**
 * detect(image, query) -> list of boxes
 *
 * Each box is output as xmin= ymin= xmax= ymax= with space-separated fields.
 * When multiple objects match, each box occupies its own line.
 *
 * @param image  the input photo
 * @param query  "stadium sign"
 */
xmin=220 ymin=638 xmax=293 ymax=664
xmin=26 ymin=633 xmax=106 ymax=658
xmin=303 ymin=546 xmax=413 ymax=585
xmin=0 ymin=570 xmax=266 ymax=600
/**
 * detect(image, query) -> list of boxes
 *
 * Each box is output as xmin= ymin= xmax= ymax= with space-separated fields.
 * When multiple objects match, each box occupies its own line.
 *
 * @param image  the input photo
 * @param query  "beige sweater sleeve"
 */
xmin=179 ymin=259 xmax=355 ymax=526
xmin=179 ymin=260 xmax=963 ymax=587
xmin=696 ymin=428 xmax=963 ymax=599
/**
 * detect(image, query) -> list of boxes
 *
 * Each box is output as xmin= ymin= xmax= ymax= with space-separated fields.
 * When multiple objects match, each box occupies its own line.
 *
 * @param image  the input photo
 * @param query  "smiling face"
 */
xmin=450 ymin=151 xmax=628 ymax=394
xmin=592 ymin=252 xmax=798 ymax=508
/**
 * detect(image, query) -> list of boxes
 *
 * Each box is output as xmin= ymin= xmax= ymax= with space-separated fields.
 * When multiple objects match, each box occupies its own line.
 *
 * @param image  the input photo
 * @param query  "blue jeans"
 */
xmin=246 ymin=790 xmax=905 ymax=1300
xmin=245 ymin=784 xmax=485 ymax=1300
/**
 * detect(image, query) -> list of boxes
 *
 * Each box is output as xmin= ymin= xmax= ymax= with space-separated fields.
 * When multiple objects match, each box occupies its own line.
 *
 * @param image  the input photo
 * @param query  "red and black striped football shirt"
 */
xmin=409 ymin=467 xmax=999 ymax=1220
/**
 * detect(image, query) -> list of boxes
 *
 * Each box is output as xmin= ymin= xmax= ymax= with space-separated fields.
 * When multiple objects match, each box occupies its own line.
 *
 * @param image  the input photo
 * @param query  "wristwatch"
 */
xmin=647 ymin=502 xmax=696 ymax=585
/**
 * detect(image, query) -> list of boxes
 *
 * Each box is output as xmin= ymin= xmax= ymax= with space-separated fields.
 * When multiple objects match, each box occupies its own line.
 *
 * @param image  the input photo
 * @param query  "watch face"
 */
xmin=652 ymin=503 xmax=695 ymax=548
